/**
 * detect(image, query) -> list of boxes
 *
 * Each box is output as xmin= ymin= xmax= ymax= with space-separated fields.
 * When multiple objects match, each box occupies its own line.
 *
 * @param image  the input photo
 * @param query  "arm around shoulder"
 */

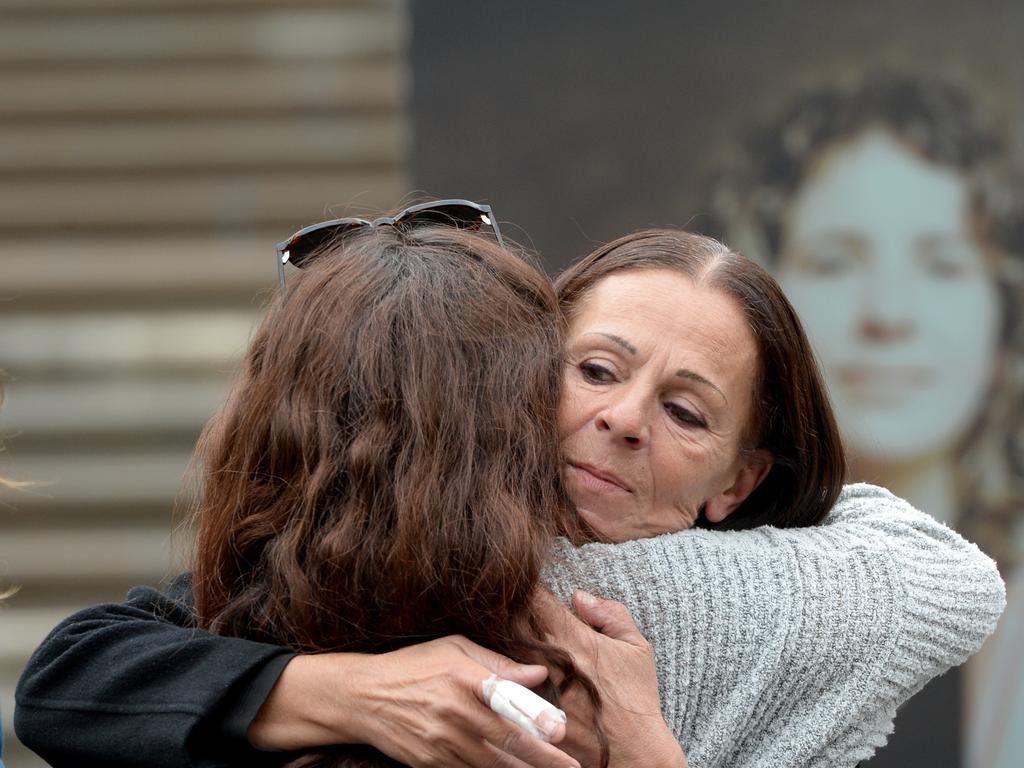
xmin=545 ymin=482 xmax=1006 ymax=759
xmin=829 ymin=484 xmax=1007 ymax=687
xmin=14 ymin=575 xmax=295 ymax=768
xmin=16 ymin=581 xmax=585 ymax=768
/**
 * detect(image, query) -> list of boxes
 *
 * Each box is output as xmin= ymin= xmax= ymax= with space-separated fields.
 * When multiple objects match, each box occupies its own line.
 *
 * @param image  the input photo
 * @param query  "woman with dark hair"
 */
xmin=17 ymin=220 xmax=1004 ymax=768
xmin=177 ymin=221 xmax=619 ymax=768
xmin=554 ymin=229 xmax=844 ymax=535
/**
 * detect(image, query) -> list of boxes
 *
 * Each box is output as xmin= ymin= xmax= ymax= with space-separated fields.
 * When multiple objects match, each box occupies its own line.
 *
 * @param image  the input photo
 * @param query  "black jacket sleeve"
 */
xmin=14 ymin=573 xmax=297 ymax=767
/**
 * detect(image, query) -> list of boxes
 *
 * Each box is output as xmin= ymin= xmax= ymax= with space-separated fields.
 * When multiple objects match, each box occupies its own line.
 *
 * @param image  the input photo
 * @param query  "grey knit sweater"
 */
xmin=545 ymin=483 xmax=1006 ymax=768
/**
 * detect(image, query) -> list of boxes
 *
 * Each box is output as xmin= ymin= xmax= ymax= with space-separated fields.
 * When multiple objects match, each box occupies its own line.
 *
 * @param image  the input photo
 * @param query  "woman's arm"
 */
xmin=246 ymin=636 xmax=584 ymax=768
xmin=545 ymin=483 xmax=1006 ymax=767
xmin=15 ymin=577 xmax=583 ymax=768
xmin=14 ymin=575 xmax=295 ymax=767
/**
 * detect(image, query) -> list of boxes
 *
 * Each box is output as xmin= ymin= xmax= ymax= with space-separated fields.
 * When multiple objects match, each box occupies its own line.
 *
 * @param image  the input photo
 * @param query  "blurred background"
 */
xmin=1 ymin=1 xmax=1022 ymax=766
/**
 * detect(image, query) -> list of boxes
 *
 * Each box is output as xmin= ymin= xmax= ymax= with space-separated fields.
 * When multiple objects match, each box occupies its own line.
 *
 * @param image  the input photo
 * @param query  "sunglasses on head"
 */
xmin=275 ymin=199 xmax=505 ymax=293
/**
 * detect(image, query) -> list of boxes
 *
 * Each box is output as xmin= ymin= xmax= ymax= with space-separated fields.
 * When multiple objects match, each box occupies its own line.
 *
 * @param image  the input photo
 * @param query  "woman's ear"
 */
xmin=703 ymin=450 xmax=773 ymax=524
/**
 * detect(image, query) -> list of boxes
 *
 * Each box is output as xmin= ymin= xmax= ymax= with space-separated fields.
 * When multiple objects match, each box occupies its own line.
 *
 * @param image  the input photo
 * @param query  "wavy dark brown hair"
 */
xmin=556 ymin=228 xmax=846 ymax=530
xmin=191 ymin=224 xmax=606 ymax=767
xmin=192 ymin=225 xmax=606 ymax=765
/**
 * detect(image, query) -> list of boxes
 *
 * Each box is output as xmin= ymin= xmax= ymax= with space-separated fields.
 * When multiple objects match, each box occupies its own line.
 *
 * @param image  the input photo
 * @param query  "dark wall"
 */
xmin=411 ymin=0 xmax=1024 ymax=273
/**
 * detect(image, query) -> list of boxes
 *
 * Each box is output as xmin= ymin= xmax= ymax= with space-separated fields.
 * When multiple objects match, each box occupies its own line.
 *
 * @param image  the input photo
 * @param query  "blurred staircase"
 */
xmin=0 ymin=1 xmax=409 ymax=763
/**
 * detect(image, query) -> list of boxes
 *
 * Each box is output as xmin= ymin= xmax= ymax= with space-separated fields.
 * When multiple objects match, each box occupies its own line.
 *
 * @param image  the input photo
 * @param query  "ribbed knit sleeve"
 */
xmin=545 ymin=483 xmax=1006 ymax=768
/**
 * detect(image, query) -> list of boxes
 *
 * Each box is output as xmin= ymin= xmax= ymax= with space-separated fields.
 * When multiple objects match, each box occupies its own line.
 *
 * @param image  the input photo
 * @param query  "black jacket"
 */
xmin=15 ymin=574 xmax=296 ymax=767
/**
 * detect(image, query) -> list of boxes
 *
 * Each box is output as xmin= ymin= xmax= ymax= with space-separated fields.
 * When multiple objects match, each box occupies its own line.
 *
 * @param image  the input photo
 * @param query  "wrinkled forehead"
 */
xmin=568 ymin=267 xmax=770 ymax=433
xmin=569 ymin=269 xmax=760 ymax=378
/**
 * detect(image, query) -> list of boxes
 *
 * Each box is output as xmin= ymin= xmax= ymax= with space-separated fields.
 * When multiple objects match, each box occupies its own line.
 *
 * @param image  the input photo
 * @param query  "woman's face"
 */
xmin=558 ymin=269 xmax=767 ymax=542
xmin=778 ymin=129 xmax=1000 ymax=461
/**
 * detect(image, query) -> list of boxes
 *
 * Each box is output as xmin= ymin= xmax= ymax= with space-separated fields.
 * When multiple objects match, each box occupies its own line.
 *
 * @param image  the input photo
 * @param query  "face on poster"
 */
xmin=776 ymin=128 xmax=1001 ymax=463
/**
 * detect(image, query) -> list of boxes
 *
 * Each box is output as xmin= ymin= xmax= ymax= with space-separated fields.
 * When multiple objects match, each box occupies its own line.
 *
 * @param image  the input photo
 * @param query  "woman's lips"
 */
xmin=565 ymin=462 xmax=631 ymax=494
xmin=839 ymin=365 xmax=933 ymax=387
xmin=837 ymin=365 xmax=935 ymax=404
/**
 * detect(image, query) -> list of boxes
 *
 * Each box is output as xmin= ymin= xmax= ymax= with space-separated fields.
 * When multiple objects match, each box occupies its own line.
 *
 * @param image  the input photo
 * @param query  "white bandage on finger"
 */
xmin=481 ymin=674 xmax=566 ymax=742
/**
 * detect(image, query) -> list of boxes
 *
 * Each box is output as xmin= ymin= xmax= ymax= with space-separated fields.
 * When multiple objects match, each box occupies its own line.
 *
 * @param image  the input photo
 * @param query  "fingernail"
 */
xmin=536 ymin=707 xmax=567 ymax=740
xmin=575 ymin=590 xmax=598 ymax=607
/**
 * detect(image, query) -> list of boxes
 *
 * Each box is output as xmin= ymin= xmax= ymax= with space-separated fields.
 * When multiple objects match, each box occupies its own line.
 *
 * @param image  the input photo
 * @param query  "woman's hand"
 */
xmin=539 ymin=591 xmax=688 ymax=768
xmin=248 ymin=634 xmax=582 ymax=768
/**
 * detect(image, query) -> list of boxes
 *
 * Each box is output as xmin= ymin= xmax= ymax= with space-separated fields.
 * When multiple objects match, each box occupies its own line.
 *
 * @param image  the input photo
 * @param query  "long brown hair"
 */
xmin=556 ymin=228 xmax=846 ymax=529
xmin=191 ymin=224 xmax=606 ymax=766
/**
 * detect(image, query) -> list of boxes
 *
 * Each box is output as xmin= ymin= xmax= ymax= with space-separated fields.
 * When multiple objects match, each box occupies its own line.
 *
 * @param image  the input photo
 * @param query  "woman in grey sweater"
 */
xmin=544 ymin=229 xmax=1004 ymax=766
xmin=548 ymin=483 xmax=1001 ymax=767
xmin=16 ymin=226 xmax=1005 ymax=768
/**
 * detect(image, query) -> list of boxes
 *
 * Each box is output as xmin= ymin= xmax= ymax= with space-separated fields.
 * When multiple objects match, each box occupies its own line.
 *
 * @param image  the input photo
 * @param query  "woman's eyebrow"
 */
xmin=676 ymin=369 xmax=727 ymax=403
xmin=590 ymin=332 xmax=637 ymax=355
xmin=586 ymin=331 xmax=727 ymax=403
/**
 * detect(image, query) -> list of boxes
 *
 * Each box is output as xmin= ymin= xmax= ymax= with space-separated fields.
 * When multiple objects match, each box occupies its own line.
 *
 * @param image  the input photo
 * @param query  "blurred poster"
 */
xmin=707 ymin=71 xmax=1024 ymax=768
xmin=413 ymin=1 xmax=1024 ymax=764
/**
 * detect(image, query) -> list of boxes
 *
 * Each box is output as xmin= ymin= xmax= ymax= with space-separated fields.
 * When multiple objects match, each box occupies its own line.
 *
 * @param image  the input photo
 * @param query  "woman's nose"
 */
xmin=595 ymin=390 xmax=649 ymax=448
xmin=858 ymin=263 xmax=916 ymax=342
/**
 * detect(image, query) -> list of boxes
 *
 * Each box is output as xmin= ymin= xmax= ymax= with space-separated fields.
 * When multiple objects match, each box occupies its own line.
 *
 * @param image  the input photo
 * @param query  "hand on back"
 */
xmin=538 ymin=591 xmax=688 ymax=768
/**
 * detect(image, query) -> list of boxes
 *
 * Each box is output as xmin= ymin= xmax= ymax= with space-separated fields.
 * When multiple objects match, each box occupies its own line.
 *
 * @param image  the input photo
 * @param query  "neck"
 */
xmin=850 ymin=453 xmax=958 ymax=527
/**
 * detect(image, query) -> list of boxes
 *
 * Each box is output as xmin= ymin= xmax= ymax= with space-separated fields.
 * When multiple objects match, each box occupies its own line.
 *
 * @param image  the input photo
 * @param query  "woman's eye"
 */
xmin=924 ymin=256 xmax=967 ymax=278
xmin=802 ymin=246 xmax=861 ymax=276
xmin=666 ymin=402 xmax=706 ymax=428
xmin=785 ymin=235 xmax=865 ymax=277
xmin=579 ymin=361 xmax=615 ymax=384
xmin=918 ymin=240 xmax=974 ymax=279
